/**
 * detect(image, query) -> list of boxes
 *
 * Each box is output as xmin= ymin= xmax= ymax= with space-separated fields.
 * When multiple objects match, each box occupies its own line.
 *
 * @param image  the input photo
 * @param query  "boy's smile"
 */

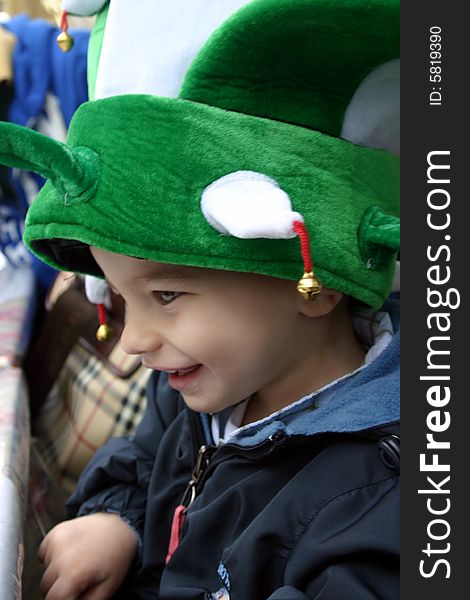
xmin=150 ymin=364 xmax=203 ymax=392
xmin=90 ymin=247 xmax=363 ymax=423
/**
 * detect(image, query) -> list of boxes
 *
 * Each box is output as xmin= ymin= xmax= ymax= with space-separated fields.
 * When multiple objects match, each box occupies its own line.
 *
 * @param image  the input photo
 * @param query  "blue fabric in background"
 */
xmin=3 ymin=14 xmax=89 ymax=127
xmin=3 ymin=15 xmax=56 ymax=126
xmin=0 ymin=182 xmax=56 ymax=296
xmin=0 ymin=191 xmax=30 ymax=266
xmin=1 ymin=14 xmax=89 ymax=301
xmin=50 ymin=29 xmax=89 ymax=127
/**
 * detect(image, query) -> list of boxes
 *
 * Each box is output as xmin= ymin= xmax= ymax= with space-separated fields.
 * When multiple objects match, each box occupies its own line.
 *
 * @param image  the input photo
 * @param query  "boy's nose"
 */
xmin=120 ymin=313 xmax=163 ymax=356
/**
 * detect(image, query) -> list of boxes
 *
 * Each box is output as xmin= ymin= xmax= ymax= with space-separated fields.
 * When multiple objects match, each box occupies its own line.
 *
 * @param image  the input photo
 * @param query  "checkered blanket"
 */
xmin=33 ymin=340 xmax=151 ymax=492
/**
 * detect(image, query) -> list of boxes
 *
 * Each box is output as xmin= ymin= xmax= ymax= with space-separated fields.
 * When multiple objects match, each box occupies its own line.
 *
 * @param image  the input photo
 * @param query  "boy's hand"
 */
xmin=38 ymin=513 xmax=138 ymax=600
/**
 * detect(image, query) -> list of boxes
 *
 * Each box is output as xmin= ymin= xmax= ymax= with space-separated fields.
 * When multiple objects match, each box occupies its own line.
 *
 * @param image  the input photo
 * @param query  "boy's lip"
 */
xmin=142 ymin=363 xmax=201 ymax=375
xmin=165 ymin=364 xmax=203 ymax=391
xmin=140 ymin=361 xmax=204 ymax=389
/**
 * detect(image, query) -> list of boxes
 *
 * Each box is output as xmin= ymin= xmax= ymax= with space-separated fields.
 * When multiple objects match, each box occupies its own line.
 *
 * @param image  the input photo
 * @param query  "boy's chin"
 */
xmin=180 ymin=392 xmax=239 ymax=417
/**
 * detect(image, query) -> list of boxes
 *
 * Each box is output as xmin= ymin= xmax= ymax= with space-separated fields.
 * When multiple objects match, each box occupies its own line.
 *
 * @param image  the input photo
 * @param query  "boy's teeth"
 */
xmin=168 ymin=366 xmax=198 ymax=376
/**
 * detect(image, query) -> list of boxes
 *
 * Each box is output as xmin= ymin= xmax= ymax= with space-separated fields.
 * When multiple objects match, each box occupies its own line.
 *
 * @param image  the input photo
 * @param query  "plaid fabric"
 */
xmin=0 ymin=265 xmax=35 ymax=363
xmin=0 ymin=297 xmax=27 ymax=360
xmin=33 ymin=339 xmax=151 ymax=493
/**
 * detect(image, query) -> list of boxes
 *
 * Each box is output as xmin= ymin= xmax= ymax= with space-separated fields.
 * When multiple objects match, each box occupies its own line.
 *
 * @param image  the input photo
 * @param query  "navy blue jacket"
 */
xmin=67 ymin=306 xmax=400 ymax=600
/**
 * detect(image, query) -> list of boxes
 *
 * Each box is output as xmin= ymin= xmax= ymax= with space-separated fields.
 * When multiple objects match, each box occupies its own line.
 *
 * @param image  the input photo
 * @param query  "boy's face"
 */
xmin=91 ymin=247 xmax=316 ymax=415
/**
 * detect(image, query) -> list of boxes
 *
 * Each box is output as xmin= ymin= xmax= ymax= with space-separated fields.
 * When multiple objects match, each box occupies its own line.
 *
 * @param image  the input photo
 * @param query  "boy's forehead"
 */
xmin=91 ymin=247 xmax=292 ymax=290
xmin=134 ymin=261 xmax=197 ymax=280
xmin=119 ymin=259 xmax=198 ymax=283
xmin=91 ymin=246 xmax=198 ymax=282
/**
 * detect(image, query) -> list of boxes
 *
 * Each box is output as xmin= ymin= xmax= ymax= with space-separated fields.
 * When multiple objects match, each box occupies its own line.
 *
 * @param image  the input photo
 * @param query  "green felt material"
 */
xmin=0 ymin=122 xmax=101 ymax=202
xmin=181 ymin=0 xmax=399 ymax=135
xmin=0 ymin=0 xmax=400 ymax=309
xmin=358 ymin=206 xmax=400 ymax=271
xmin=16 ymin=95 xmax=399 ymax=308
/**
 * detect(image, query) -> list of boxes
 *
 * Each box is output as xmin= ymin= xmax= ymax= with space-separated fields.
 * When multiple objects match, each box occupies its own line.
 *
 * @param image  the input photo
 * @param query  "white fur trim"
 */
xmin=201 ymin=171 xmax=302 ymax=239
xmin=61 ymin=0 xmax=108 ymax=16
xmin=85 ymin=275 xmax=111 ymax=308
xmin=95 ymin=0 xmax=250 ymax=100
xmin=341 ymin=59 xmax=400 ymax=156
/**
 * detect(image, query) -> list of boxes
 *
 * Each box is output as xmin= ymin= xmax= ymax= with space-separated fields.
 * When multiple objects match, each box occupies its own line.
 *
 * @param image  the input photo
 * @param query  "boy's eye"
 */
xmin=153 ymin=291 xmax=183 ymax=306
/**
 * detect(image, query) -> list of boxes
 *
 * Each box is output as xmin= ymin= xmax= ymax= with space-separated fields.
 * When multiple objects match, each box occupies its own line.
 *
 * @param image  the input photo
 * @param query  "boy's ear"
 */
xmin=298 ymin=288 xmax=344 ymax=318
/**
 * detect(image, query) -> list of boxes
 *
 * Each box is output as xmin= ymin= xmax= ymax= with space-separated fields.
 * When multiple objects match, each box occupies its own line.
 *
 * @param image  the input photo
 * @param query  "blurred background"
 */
xmin=0 ymin=3 xmax=150 ymax=598
xmin=1 ymin=0 xmax=95 ymax=27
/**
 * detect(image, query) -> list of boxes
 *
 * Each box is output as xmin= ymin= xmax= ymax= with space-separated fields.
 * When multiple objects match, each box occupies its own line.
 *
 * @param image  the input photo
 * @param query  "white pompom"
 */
xmin=201 ymin=171 xmax=302 ymax=239
xmin=85 ymin=275 xmax=111 ymax=307
xmin=61 ymin=0 xmax=108 ymax=17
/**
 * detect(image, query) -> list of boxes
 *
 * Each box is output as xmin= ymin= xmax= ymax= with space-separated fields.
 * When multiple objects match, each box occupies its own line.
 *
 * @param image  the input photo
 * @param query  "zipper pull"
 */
xmin=165 ymin=505 xmax=186 ymax=564
xmin=165 ymin=445 xmax=214 ymax=564
xmin=192 ymin=444 xmax=214 ymax=487
xmin=181 ymin=444 xmax=214 ymax=509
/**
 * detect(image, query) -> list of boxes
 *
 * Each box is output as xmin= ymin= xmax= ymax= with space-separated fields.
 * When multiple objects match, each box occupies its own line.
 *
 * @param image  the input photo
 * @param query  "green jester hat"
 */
xmin=0 ymin=0 xmax=400 ymax=309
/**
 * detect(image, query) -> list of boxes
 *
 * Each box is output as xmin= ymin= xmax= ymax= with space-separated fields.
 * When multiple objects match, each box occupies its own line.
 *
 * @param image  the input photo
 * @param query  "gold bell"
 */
xmin=96 ymin=323 xmax=112 ymax=342
xmin=297 ymin=271 xmax=322 ymax=301
xmin=57 ymin=31 xmax=74 ymax=52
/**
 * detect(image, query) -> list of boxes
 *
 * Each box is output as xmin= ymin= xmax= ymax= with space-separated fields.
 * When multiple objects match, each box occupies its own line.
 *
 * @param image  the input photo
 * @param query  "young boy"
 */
xmin=39 ymin=246 xmax=399 ymax=600
xmin=0 ymin=0 xmax=400 ymax=598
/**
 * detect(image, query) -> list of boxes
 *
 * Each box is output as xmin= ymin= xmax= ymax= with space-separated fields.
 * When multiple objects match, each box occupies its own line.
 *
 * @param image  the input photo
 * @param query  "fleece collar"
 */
xmin=219 ymin=300 xmax=399 ymax=448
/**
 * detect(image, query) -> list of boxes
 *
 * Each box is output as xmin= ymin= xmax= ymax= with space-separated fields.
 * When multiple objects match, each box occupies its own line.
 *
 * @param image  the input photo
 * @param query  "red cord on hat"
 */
xmin=96 ymin=303 xmax=112 ymax=341
xmin=97 ymin=303 xmax=107 ymax=326
xmin=292 ymin=220 xmax=313 ymax=274
xmin=292 ymin=220 xmax=322 ymax=300
xmin=60 ymin=10 xmax=69 ymax=32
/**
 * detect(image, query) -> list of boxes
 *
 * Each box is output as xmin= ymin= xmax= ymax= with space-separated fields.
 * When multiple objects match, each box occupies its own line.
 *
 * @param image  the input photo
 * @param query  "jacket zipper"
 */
xmin=164 ymin=444 xmax=215 ymax=564
xmin=164 ymin=412 xmax=291 ymax=563
xmin=181 ymin=435 xmax=281 ymax=509
xmin=180 ymin=444 xmax=217 ymax=511
xmin=191 ymin=432 xmax=289 ymax=503
xmin=165 ymin=431 xmax=288 ymax=562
